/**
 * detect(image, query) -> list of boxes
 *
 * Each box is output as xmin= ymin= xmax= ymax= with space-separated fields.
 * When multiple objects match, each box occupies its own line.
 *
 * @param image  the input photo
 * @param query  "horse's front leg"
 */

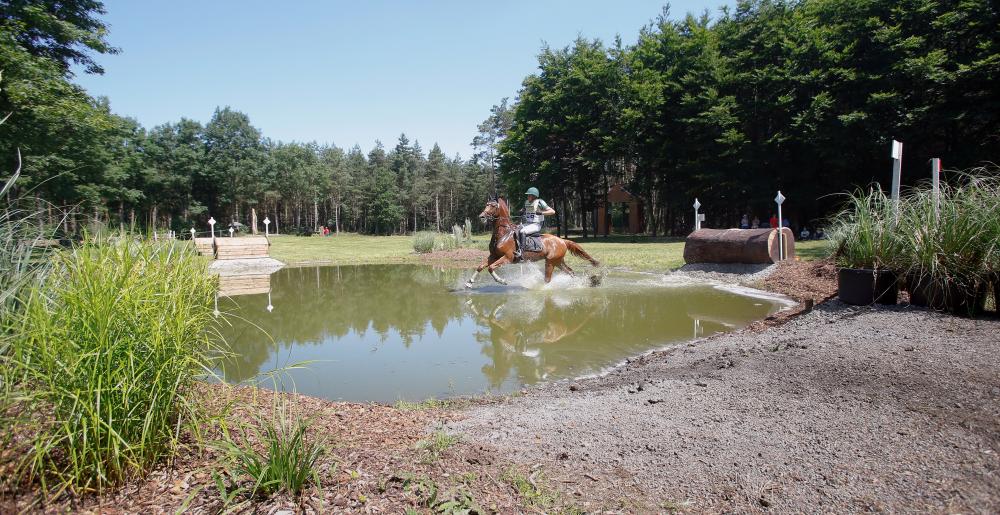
xmin=487 ymin=255 xmax=511 ymax=285
xmin=466 ymin=256 xmax=495 ymax=288
xmin=544 ymin=260 xmax=555 ymax=283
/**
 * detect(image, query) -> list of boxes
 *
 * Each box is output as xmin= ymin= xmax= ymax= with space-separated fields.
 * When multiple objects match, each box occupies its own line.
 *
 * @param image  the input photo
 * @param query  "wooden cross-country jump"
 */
xmin=193 ymin=236 xmax=270 ymax=260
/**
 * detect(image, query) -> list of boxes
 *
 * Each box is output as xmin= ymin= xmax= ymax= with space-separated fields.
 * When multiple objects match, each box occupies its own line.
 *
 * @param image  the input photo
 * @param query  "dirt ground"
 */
xmin=6 ymin=259 xmax=999 ymax=513
xmin=448 ymin=270 xmax=1000 ymax=512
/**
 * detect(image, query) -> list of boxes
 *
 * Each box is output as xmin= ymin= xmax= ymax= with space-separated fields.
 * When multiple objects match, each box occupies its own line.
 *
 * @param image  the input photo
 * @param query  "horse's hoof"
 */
xmin=464 ymin=282 xmax=473 ymax=289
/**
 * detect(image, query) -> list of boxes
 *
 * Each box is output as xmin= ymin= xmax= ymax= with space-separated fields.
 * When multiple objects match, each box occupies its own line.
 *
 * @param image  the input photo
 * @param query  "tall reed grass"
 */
xmin=4 ymin=237 xmax=218 ymax=494
xmin=829 ymin=167 xmax=1000 ymax=314
xmin=828 ymin=187 xmax=902 ymax=270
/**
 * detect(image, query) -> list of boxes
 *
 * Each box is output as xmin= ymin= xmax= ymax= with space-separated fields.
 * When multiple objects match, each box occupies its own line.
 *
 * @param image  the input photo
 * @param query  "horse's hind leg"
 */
xmin=558 ymin=260 xmax=576 ymax=277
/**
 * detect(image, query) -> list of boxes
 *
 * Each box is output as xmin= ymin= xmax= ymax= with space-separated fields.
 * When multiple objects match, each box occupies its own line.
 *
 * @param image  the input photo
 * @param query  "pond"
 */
xmin=214 ymin=264 xmax=792 ymax=403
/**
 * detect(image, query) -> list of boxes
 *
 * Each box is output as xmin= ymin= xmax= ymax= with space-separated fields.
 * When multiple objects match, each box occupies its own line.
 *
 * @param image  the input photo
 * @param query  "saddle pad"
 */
xmin=524 ymin=234 xmax=544 ymax=252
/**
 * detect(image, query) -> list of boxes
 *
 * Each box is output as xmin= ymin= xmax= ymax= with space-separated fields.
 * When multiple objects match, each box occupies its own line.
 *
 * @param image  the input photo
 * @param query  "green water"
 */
xmin=215 ymin=264 xmax=790 ymax=402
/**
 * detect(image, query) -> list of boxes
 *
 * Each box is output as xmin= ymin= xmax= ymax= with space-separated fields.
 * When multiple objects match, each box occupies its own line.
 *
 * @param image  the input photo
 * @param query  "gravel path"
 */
xmin=448 ymin=303 xmax=1000 ymax=513
xmin=674 ymin=262 xmax=778 ymax=284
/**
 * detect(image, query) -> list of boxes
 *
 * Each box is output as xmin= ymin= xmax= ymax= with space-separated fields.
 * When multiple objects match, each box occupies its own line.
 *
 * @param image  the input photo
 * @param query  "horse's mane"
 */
xmin=496 ymin=197 xmax=510 ymax=219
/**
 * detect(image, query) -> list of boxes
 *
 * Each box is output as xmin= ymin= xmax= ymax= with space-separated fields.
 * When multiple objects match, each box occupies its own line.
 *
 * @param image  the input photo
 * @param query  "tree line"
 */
xmin=1 ymin=1 xmax=493 ymax=235
xmin=497 ymin=0 xmax=1000 ymax=236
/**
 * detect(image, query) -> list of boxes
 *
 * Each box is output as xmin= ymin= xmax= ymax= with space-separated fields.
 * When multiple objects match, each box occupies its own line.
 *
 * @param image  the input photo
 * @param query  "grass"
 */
xmin=415 ymin=430 xmax=459 ymax=464
xmin=212 ymin=409 xmax=324 ymax=500
xmin=268 ymin=232 xmax=831 ymax=271
xmin=394 ymin=398 xmax=455 ymax=411
xmin=501 ymin=466 xmax=558 ymax=510
xmin=4 ymin=237 xmax=218 ymax=495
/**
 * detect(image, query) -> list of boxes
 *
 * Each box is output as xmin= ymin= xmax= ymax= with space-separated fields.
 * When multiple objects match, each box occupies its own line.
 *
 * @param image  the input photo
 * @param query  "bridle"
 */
xmin=480 ymin=200 xmax=514 ymax=230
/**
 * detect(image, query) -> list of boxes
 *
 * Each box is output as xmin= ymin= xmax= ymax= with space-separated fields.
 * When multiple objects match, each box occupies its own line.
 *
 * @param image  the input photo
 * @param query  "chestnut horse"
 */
xmin=465 ymin=197 xmax=600 ymax=287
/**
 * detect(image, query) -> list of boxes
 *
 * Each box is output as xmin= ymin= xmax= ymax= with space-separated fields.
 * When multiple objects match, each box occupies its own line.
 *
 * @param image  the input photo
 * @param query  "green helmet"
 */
xmin=525 ymin=187 xmax=540 ymax=197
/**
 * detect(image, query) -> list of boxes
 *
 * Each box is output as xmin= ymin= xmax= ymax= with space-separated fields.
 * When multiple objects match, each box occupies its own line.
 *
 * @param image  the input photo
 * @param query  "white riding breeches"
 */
xmin=519 ymin=223 xmax=541 ymax=235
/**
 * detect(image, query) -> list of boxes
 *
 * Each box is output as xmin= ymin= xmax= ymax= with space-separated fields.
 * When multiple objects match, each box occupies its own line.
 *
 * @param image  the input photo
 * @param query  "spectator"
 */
xmin=740 ymin=214 xmax=750 ymax=229
xmin=782 ymin=217 xmax=790 ymax=228
xmin=769 ymin=213 xmax=778 ymax=228
xmin=751 ymin=216 xmax=760 ymax=229
xmin=800 ymin=227 xmax=811 ymax=239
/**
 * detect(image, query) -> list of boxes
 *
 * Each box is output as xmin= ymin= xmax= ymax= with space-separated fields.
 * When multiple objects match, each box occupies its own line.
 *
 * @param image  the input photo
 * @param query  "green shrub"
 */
xmin=5 ymin=237 xmax=217 ymax=494
xmin=413 ymin=231 xmax=436 ymax=253
xmin=437 ymin=232 xmax=457 ymax=251
xmin=414 ymin=231 xmax=462 ymax=253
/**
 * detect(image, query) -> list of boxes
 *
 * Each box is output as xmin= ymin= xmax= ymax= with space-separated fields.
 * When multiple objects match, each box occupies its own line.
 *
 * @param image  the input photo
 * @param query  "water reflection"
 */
xmin=214 ymin=265 xmax=786 ymax=402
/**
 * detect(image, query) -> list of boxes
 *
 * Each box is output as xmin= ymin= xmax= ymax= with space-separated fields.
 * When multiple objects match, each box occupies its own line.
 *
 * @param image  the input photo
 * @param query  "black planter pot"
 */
xmin=907 ymin=273 xmax=944 ymax=308
xmin=993 ymin=273 xmax=1000 ymax=314
xmin=906 ymin=273 xmax=988 ymax=316
xmin=838 ymin=268 xmax=899 ymax=305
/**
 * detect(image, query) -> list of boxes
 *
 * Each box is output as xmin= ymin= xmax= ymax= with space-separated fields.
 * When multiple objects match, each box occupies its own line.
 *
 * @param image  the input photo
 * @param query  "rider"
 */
xmin=515 ymin=187 xmax=556 ymax=261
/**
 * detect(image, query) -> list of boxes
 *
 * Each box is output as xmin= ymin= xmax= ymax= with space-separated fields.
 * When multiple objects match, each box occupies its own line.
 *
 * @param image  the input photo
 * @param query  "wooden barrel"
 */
xmin=214 ymin=236 xmax=270 ymax=260
xmin=683 ymin=228 xmax=795 ymax=264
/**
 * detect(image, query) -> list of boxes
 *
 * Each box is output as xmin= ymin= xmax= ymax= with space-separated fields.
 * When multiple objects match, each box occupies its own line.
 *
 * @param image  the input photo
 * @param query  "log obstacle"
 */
xmin=683 ymin=228 xmax=795 ymax=264
xmin=193 ymin=236 xmax=271 ymax=259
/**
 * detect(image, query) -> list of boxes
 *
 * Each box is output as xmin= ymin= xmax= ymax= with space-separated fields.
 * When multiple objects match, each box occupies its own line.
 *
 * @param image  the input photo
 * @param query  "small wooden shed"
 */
xmin=595 ymin=185 xmax=645 ymax=235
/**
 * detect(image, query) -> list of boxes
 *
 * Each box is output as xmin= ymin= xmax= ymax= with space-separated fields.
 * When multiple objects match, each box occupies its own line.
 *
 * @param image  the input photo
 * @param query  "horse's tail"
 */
xmin=564 ymin=239 xmax=600 ymax=266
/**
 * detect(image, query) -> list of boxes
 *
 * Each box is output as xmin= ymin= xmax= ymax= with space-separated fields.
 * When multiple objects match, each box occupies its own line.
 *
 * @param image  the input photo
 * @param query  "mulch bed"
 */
xmin=1 ymin=385 xmax=546 ymax=514
xmin=744 ymin=258 xmax=839 ymax=330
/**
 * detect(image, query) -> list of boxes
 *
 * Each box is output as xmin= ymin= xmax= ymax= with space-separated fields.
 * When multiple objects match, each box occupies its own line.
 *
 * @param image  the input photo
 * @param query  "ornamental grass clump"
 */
xmin=897 ymin=171 xmax=1000 ymax=313
xmin=5 ymin=237 xmax=218 ymax=494
xmin=827 ymin=187 xmax=903 ymax=271
xmin=212 ymin=408 xmax=324 ymax=500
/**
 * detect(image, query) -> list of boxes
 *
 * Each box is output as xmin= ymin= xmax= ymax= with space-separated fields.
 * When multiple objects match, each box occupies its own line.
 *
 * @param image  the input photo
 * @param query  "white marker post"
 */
xmin=266 ymin=291 xmax=273 ymax=313
xmin=891 ymin=140 xmax=903 ymax=221
xmin=693 ymin=198 xmax=702 ymax=231
xmin=228 ymin=226 xmax=234 ymax=237
xmin=208 ymin=217 xmax=216 ymax=245
xmin=190 ymin=227 xmax=195 ymax=240
xmin=931 ymin=158 xmax=941 ymax=221
xmin=775 ymin=191 xmax=786 ymax=261
xmin=263 ymin=217 xmax=271 ymax=237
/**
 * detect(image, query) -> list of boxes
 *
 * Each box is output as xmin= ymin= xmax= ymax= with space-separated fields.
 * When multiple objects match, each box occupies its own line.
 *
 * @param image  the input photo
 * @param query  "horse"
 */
xmin=465 ymin=197 xmax=600 ymax=288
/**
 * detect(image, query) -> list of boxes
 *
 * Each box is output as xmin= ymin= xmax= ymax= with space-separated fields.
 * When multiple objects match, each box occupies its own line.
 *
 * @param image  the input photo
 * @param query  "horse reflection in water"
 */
xmin=465 ymin=292 xmax=605 ymax=387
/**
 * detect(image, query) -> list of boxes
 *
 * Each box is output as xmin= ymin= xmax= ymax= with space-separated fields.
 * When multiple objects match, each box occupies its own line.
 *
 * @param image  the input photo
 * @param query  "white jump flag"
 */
xmin=891 ymin=140 xmax=903 ymax=220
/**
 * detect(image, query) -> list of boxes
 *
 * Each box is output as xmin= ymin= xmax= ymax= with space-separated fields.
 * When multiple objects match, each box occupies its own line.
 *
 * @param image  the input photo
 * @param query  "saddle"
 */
xmin=515 ymin=229 xmax=543 ymax=261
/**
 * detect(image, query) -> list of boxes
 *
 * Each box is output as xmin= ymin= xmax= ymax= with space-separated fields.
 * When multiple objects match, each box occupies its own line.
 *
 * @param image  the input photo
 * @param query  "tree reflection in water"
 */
xmin=213 ymin=265 xmax=783 ymax=402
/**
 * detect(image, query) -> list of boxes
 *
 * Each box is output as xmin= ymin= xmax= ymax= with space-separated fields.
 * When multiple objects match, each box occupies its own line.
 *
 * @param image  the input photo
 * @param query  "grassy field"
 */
xmin=268 ymin=232 xmax=831 ymax=271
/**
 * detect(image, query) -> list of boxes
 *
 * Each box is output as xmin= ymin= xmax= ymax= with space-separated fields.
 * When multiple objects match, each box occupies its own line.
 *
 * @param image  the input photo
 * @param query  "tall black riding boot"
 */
xmin=514 ymin=232 xmax=523 ymax=262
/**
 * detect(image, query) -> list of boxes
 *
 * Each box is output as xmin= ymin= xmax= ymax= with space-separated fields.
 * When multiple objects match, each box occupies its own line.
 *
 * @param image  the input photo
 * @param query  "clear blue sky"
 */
xmin=76 ymin=0 xmax=732 ymax=159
